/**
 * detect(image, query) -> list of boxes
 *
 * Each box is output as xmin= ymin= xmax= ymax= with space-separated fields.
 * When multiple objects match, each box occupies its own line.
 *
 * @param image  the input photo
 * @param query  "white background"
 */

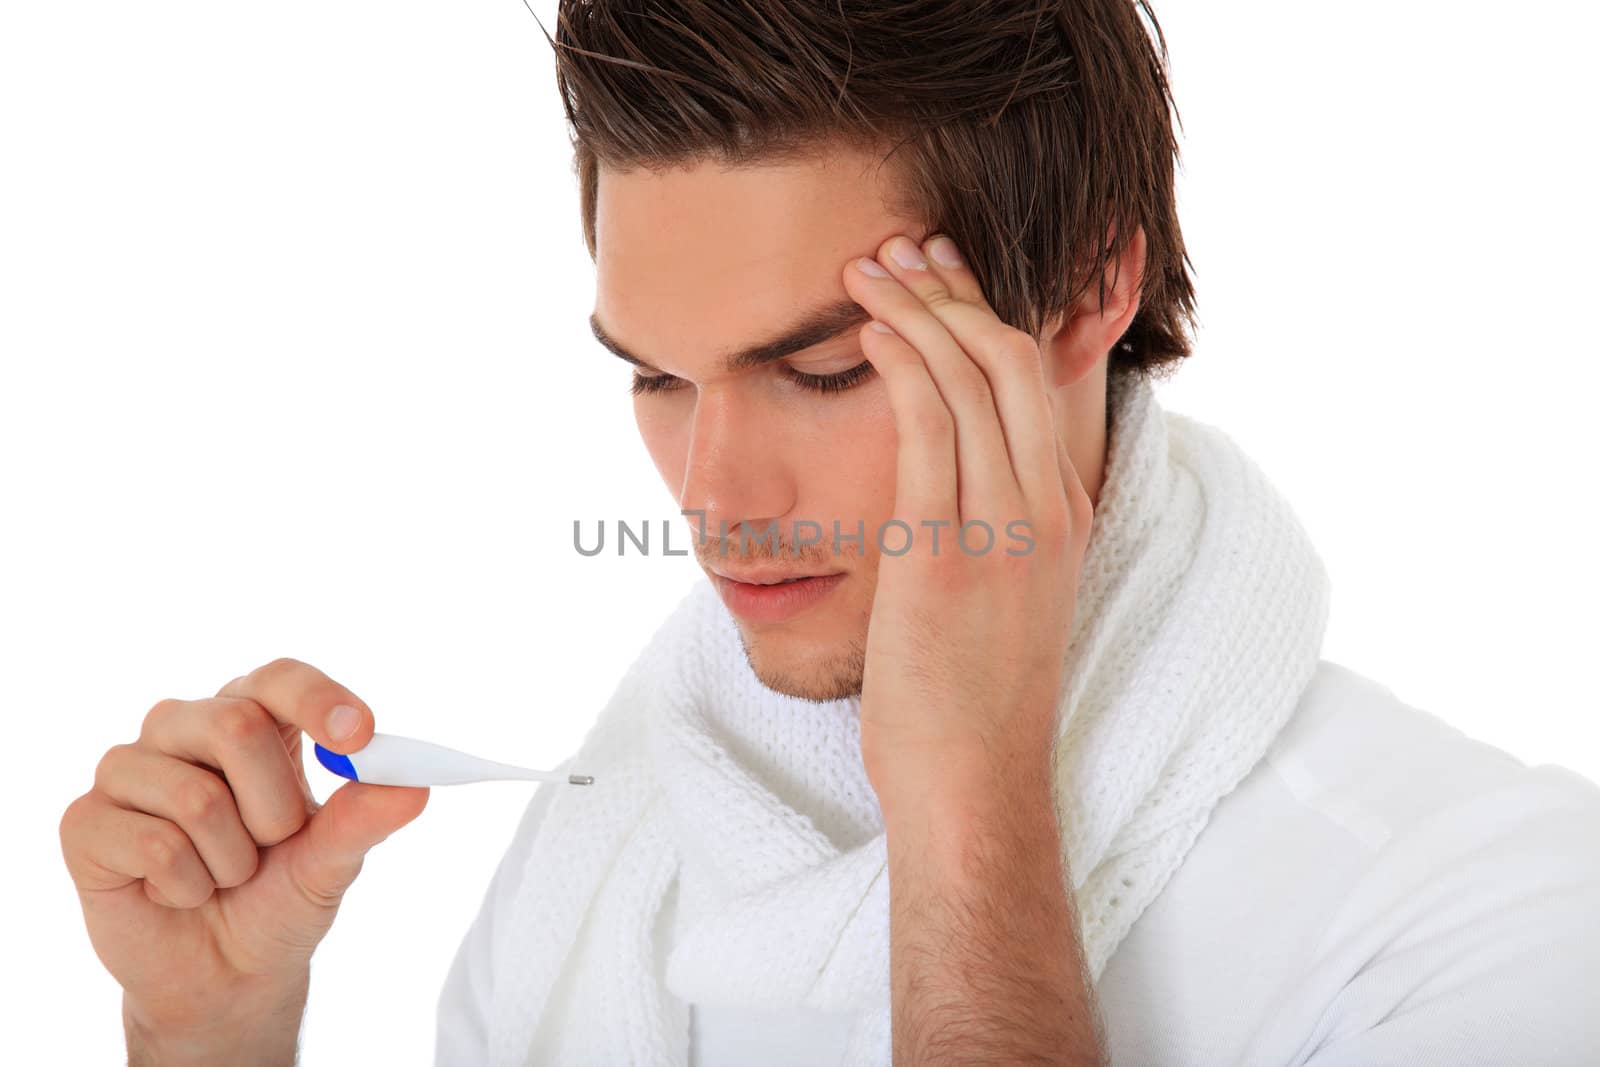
xmin=3 ymin=1 xmax=1596 ymax=1061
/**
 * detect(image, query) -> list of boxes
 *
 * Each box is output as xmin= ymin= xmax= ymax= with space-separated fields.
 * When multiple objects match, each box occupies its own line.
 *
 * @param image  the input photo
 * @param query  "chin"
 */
xmin=736 ymin=626 xmax=866 ymax=704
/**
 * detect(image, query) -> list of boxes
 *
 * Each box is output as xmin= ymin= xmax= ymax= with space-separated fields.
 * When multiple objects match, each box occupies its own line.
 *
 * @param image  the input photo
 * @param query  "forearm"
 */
xmin=124 ymin=979 xmax=308 ymax=1067
xmin=879 ymin=756 xmax=1107 ymax=1065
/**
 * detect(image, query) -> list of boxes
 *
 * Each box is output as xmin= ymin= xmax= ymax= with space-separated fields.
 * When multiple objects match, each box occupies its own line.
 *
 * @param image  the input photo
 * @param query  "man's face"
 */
xmin=592 ymin=145 xmax=924 ymax=702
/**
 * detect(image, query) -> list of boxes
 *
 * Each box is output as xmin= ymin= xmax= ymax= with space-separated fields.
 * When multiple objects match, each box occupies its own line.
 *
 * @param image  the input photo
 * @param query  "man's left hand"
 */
xmin=843 ymin=231 xmax=1094 ymax=804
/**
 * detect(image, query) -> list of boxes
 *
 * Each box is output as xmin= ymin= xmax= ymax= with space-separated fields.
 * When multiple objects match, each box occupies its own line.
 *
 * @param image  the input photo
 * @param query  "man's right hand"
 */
xmin=58 ymin=657 xmax=430 ymax=1057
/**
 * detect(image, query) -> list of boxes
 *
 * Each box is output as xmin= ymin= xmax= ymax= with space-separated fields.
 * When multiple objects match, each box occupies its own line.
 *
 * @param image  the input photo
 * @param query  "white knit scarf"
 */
xmin=487 ymin=370 xmax=1331 ymax=1065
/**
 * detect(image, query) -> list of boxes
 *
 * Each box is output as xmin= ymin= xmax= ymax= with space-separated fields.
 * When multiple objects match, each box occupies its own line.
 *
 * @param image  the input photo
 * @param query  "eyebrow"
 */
xmin=589 ymin=298 xmax=874 ymax=376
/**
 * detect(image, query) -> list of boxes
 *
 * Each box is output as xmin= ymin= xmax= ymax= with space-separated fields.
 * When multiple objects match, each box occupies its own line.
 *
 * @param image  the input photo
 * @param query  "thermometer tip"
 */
xmin=568 ymin=773 xmax=595 ymax=786
xmin=314 ymin=743 xmax=359 ymax=781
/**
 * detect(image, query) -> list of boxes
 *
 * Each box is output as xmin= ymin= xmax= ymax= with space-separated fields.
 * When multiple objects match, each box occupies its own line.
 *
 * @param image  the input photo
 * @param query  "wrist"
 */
xmin=879 ymin=755 xmax=1074 ymax=931
xmin=870 ymin=748 xmax=1056 ymax=838
xmin=869 ymin=736 xmax=1056 ymax=826
xmin=125 ymin=977 xmax=308 ymax=1067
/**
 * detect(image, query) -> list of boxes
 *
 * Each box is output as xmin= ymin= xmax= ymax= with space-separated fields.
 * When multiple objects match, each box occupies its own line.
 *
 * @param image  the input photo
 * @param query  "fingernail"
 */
xmin=856 ymin=256 xmax=890 ymax=278
xmin=327 ymin=704 xmax=361 ymax=742
xmin=889 ymin=237 xmax=927 ymax=270
xmin=929 ymin=236 xmax=963 ymax=268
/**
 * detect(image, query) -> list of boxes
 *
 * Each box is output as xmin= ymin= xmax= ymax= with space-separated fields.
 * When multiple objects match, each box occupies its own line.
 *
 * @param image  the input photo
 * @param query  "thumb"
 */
xmin=292 ymin=780 xmax=430 ymax=903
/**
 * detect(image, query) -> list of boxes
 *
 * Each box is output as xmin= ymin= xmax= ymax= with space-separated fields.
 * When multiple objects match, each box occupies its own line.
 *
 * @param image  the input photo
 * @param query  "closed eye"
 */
xmin=629 ymin=359 xmax=877 ymax=397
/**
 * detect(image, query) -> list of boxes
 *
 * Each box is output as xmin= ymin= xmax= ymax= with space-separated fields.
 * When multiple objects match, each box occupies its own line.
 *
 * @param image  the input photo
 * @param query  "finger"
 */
xmin=138 ymin=695 xmax=313 ymax=848
xmin=214 ymin=657 xmax=374 ymax=754
xmin=846 ymin=243 xmax=1017 ymax=520
xmin=919 ymin=234 xmax=994 ymax=310
xmin=61 ymin=791 xmax=216 ymax=908
xmin=915 ymin=233 xmax=1064 ymax=514
xmin=94 ymin=745 xmax=261 ymax=889
xmin=857 ymin=319 xmax=959 ymax=533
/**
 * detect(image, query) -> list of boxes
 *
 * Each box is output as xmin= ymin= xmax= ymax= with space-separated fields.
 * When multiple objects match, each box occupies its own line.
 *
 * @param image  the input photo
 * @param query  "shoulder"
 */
xmin=1098 ymin=659 xmax=1600 ymax=1066
xmin=1248 ymin=660 xmax=1600 ymax=1064
xmin=1264 ymin=658 xmax=1600 ymax=849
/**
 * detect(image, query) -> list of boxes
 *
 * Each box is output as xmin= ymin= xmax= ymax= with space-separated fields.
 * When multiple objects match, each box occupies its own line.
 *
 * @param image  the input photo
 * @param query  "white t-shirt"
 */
xmin=435 ymin=660 xmax=1600 ymax=1065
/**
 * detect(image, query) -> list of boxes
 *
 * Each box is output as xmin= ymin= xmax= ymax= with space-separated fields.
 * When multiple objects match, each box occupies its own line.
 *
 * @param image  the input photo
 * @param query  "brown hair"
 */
xmin=539 ymin=0 xmax=1197 ymax=384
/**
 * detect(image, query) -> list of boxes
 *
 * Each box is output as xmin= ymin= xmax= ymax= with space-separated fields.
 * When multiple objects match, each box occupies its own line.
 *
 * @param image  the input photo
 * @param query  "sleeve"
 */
xmin=1295 ymin=767 xmax=1600 ymax=1067
xmin=434 ymin=777 xmax=563 ymax=1066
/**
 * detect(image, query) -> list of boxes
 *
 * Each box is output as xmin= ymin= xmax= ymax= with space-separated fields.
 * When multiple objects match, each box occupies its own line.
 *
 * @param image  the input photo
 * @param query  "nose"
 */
xmin=677 ymin=386 xmax=795 ymax=550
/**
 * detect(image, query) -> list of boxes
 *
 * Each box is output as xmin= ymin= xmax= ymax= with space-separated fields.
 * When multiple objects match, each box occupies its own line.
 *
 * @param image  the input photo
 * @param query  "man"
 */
xmin=61 ymin=2 xmax=1600 ymax=1064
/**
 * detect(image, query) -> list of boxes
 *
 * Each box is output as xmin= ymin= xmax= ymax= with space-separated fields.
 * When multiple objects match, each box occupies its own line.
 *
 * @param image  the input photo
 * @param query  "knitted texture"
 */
xmin=487 ymin=371 xmax=1332 ymax=1065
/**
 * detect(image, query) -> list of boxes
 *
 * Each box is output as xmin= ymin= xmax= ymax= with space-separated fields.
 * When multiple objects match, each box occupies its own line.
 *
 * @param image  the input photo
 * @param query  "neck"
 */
xmin=1051 ymin=357 xmax=1111 ymax=511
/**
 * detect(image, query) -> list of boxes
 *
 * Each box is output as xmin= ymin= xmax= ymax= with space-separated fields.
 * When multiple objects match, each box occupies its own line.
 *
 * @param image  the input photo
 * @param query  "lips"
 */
xmin=711 ymin=568 xmax=838 ymax=586
xmin=709 ymin=570 xmax=848 ymax=623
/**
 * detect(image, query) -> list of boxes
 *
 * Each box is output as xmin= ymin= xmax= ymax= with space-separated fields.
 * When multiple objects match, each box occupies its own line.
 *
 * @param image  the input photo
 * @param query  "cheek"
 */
xmin=795 ymin=384 xmax=901 ymax=527
xmin=855 ymin=406 xmax=901 ymax=524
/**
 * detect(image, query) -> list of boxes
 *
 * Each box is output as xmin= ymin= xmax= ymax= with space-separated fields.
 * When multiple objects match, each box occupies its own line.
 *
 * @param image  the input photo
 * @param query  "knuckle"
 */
xmin=259 ymin=805 xmax=309 ymax=848
xmin=93 ymin=743 xmax=130 ymax=791
xmin=140 ymin=824 xmax=188 ymax=872
xmin=217 ymin=847 xmax=261 ymax=889
xmin=259 ymin=787 xmax=314 ymax=846
xmin=141 ymin=697 xmax=181 ymax=734
xmin=254 ymin=657 xmax=345 ymax=722
xmin=1032 ymin=510 xmax=1074 ymax=553
xmin=998 ymin=541 xmax=1036 ymax=578
xmin=174 ymin=773 xmax=229 ymax=825
xmin=58 ymin=792 xmax=89 ymax=845
xmin=956 ymin=518 xmax=1000 ymax=559
xmin=212 ymin=699 xmax=269 ymax=748
xmin=258 ymin=656 xmax=306 ymax=677
xmin=1000 ymin=328 xmax=1041 ymax=363
xmin=214 ymin=672 xmax=251 ymax=698
xmin=1033 ymin=499 xmax=1073 ymax=542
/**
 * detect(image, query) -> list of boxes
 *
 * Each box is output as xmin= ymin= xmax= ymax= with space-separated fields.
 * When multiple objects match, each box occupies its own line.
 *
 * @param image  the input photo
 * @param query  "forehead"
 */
xmin=592 ymin=146 xmax=921 ymax=374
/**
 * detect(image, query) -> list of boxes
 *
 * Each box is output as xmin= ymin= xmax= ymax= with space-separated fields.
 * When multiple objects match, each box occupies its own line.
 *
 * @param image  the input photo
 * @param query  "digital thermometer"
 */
xmin=313 ymin=732 xmax=595 ymax=788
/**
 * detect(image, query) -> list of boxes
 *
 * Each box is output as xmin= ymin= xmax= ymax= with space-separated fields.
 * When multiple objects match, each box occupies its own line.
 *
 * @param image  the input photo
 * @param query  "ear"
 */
xmin=1039 ymin=224 xmax=1147 ymax=389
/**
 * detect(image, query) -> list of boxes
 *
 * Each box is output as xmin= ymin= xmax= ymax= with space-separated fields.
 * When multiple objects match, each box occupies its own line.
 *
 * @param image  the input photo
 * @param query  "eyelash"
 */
xmin=629 ymin=359 xmax=877 ymax=398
